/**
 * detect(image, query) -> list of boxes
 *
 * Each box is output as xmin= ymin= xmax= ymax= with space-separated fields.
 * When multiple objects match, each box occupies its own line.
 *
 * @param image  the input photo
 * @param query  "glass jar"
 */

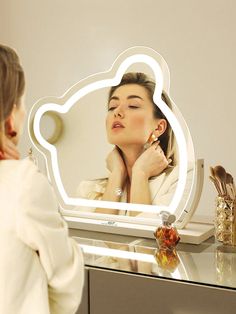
xmin=215 ymin=197 xmax=236 ymax=246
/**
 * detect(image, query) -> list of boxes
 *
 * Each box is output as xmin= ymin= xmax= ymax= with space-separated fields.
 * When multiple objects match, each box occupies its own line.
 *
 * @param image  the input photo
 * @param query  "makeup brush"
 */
xmin=226 ymin=173 xmax=236 ymax=200
xmin=214 ymin=165 xmax=228 ymax=197
xmin=210 ymin=166 xmax=215 ymax=178
xmin=225 ymin=173 xmax=234 ymax=200
xmin=209 ymin=166 xmax=224 ymax=196
xmin=209 ymin=175 xmax=222 ymax=196
xmin=229 ymin=173 xmax=236 ymax=197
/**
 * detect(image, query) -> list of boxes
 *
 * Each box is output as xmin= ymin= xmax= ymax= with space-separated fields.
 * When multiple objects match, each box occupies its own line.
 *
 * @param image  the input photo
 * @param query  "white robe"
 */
xmin=0 ymin=158 xmax=84 ymax=314
xmin=76 ymin=165 xmax=193 ymax=217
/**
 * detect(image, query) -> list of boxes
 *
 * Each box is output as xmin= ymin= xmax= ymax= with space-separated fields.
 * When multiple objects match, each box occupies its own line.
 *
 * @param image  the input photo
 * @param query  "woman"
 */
xmin=0 ymin=44 xmax=84 ymax=314
xmin=78 ymin=72 xmax=180 ymax=217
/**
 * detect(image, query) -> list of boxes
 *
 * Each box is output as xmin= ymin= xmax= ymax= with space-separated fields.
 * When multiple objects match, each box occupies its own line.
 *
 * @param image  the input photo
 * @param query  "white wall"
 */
xmin=1 ymin=0 xmax=236 ymax=221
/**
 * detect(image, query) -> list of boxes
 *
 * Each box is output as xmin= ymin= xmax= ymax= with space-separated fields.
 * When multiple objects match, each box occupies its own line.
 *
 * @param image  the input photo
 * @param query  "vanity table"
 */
xmin=29 ymin=45 xmax=230 ymax=313
xmin=70 ymin=229 xmax=236 ymax=314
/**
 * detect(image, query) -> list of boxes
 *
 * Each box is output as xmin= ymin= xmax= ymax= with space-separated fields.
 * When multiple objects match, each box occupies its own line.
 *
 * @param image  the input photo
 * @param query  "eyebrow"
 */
xmin=109 ymin=95 xmax=144 ymax=102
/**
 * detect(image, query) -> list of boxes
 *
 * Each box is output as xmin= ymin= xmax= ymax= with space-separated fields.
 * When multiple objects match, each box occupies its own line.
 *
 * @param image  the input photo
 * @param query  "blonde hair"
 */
xmin=0 ymin=44 xmax=25 ymax=149
xmin=108 ymin=72 xmax=177 ymax=166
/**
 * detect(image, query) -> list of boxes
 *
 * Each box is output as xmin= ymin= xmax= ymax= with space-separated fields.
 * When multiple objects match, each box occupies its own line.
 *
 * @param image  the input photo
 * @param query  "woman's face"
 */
xmin=106 ymin=84 xmax=159 ymax=148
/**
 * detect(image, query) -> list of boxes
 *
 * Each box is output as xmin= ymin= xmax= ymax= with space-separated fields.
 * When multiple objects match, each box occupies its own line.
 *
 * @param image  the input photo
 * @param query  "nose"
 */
xmin=114 ymin=106 xmax=124 ymax=118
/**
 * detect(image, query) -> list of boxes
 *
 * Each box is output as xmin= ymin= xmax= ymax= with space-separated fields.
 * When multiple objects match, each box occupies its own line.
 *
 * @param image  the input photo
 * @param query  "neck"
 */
xmin=119 ymin=145 xmax=143 ymax=179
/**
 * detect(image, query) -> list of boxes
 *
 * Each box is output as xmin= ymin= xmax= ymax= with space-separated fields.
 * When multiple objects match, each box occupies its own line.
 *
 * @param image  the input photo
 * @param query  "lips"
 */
xmin=112 ymin=121 xmax=125 ymax=129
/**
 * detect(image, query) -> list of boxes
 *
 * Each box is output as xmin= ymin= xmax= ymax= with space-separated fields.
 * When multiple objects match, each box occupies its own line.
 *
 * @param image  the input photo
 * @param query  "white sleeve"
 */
xmin=136 ymin=166 xmax=194 ymax=218
xmin=75 ymin=181 xmax=97 ymax=212
xmin=152 ymin=166 xmax=194 ymax=208
xmin=16 ymin=166 xmax=84 ymax=314
xmin=76 ymin=179 xmax=106 ymax=200
xmin=75 ymin=179 xmax=108 ymax=212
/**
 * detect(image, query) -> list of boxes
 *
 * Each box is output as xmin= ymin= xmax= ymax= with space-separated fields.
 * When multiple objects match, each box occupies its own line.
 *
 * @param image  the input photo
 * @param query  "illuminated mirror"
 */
xmin=29 ymin=47 xmax=207 ymax=240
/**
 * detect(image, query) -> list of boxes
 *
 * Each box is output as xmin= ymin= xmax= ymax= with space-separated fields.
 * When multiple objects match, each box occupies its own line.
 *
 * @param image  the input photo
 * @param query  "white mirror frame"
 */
xmin=28 ymin=47 xmax=212 ymax=242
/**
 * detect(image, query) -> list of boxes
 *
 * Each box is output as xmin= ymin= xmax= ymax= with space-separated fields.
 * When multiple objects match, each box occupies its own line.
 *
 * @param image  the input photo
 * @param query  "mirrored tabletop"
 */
xmin=70 ymin=230 xmax=236 ymax=290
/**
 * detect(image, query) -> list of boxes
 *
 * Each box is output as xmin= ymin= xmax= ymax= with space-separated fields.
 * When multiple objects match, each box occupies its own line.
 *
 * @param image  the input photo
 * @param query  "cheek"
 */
xmin=131 ymin=115 xmax=152 ymax=134
xmin=19 ymin=109 xmax=26 ymax=127
xmin=21 ymin=108 xmax=26 ymax=120
xmin=105 ymin=115 xmax=110 ymax=130
xmin=105 ymin=114 xmax=113 ymax=136
xmin=19 ymin=103 xmax=26 ymax=120
xmin=130 ymin=114 xmax=145 ymax=127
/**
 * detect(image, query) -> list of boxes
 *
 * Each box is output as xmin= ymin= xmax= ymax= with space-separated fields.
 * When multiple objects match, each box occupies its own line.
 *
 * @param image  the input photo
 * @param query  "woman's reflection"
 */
xmin=77 ymin=72 xmax=179 ymax=216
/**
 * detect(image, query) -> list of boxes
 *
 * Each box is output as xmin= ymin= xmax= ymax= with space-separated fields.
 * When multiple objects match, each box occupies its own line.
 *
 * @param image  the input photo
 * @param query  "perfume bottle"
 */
xmin=154 ymin=247 xmax=180 ymax=272
xmin=154 ymin=211 xmax=180 ymax=250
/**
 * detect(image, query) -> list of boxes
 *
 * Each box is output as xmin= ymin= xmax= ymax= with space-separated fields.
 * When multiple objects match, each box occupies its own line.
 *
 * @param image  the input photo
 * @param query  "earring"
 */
xmin=149 ymin=133 xmax=158 ymax=143
xmin=144 ymin=132 xmax=159 ymax=150
xmin=9 ymin=130 xmax=17 ymax=138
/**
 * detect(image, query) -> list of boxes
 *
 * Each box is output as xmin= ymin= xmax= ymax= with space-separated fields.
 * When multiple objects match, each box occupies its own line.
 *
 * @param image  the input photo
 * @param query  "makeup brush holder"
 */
xmin=215 ymin=196 xmax=236 ymax=246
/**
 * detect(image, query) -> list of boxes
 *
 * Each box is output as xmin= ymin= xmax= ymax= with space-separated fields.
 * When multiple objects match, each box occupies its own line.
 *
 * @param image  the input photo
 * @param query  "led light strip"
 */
xmin=80 ymin=244 xmax=185 ymax=280
xmin=80 ymin=244 xmax=156 ymax=263
xmin=32 ymin=52 xmax=188 ymax=216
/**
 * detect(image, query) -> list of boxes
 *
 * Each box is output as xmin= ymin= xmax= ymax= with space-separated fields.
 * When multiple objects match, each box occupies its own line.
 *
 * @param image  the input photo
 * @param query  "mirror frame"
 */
xmin=28 ymin=46 xmax=205 ymax=239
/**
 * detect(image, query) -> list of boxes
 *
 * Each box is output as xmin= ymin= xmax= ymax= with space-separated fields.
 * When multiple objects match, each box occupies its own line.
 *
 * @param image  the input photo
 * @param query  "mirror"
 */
xmin=28 ymin=47 xmax=198 ymax=229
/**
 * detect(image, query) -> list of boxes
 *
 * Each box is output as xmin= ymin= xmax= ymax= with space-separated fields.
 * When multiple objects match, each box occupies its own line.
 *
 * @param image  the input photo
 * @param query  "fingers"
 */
xmin=167 ymin=158 xmax=172 ymax=165
xmin=153 ymin=142 xmax=163 ymax=154
xmin=1 ymin=149 xmax=20 ymax=159
xmin=153 ymin=144 xmax=172 ymax=165
xmin=145 ymin=140 xmax=160 ymax=151
xmin=3 ymin=150 xmax=20 ymax=160
xmin=0 ymin=141 xmax=20 ymax=160
xmin=0 ymin=150 xmax=5 ymax=160
xmin=6 ymin=143 xmax=20 ymax=159
xmin=144 ymin=137 xmax=160 ymax=150
xmin=153 ymin=143 xmax=169 ymax=168
xmin=153 ymin=140 xmax=160 ymax=147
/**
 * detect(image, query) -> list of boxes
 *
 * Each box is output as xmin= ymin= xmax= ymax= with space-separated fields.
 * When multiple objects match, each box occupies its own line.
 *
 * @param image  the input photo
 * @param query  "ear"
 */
xmin=4 ymin=105 xmax=17 ymax=136
xmin=154 ymin=119 xmax=167 ymax=137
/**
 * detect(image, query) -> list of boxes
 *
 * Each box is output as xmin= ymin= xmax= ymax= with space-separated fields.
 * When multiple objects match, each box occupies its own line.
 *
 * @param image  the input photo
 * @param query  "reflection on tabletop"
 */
xmin=74 ymin=237 xmax=191 ymax=281
xmin=73 ymin=236 xmax=236 ymax=289
xmin=154 ymin=249 xmax=180 ymax=273
xmin=215 ymin=245 xmax=236 ymax=286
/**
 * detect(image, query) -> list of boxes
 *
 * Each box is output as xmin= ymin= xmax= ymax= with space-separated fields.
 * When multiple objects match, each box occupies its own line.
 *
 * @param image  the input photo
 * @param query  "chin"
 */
xmin=107 ymin=135 xmax=122 ymax=145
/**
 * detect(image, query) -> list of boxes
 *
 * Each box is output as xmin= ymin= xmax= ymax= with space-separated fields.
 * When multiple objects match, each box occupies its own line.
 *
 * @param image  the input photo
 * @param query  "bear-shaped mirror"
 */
xmin=29 ymin=47 xmax=206 ymax=239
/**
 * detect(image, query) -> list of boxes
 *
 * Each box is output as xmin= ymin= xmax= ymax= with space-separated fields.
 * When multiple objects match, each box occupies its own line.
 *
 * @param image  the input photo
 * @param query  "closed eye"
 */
xmin=108 ymin=106 xmax=116 ymax=111
xmin=129 ymin=105 xmax=139 ymax=109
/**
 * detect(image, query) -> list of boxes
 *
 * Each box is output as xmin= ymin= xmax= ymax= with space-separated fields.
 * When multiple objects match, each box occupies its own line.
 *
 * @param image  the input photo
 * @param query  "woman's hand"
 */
xmin=95 ymin=147 xmax=127 ymax=214
xmin=132 ymin=143 xmax=169 ymax=179
xmin=106 ymin=147 xmax=127 ymax=178
xmin=0 ymin=136 xmax=20 ymax=160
